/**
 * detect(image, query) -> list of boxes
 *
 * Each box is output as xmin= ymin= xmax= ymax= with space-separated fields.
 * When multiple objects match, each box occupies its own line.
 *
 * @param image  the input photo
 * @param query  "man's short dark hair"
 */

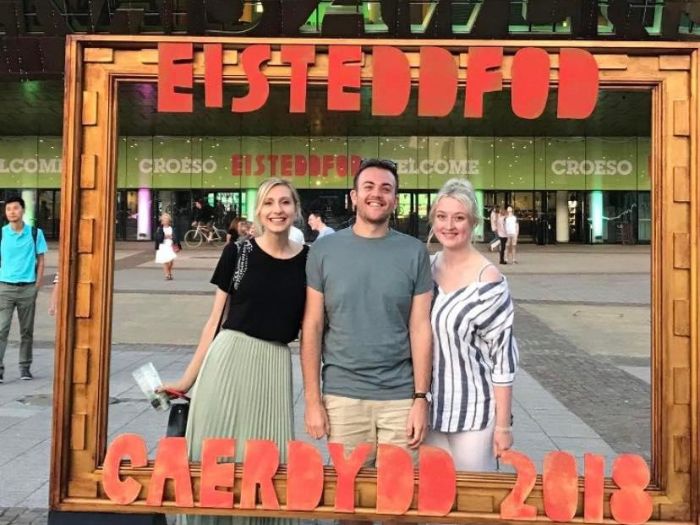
xmin=5 ymin=196 xmax=25 ymax=209
xmin=309 ymin=210 xmax=326 ymax=223
xmin=353 ymin=158 xmax=399 ymax=192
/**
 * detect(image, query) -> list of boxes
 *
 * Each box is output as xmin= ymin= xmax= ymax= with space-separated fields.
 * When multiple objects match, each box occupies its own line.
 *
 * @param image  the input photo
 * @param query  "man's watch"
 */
xmin=413 ymin=392 xmax=432 ymax=403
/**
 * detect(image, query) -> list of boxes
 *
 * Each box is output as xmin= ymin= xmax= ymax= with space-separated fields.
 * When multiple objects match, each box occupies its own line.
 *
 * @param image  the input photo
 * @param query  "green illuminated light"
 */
xmin=21 ymin=81 xmax=42 ymax=97
xmin=474 ymin=190 xmax=484 ymax=242
xmin=590 ymin=190 xmax=603 ymax=242
xmin=245 ymin=189 xmax=258 ymax=219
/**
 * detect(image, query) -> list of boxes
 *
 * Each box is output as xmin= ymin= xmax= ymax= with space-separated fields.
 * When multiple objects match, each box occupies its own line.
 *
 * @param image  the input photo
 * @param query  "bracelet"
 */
xmin=495 ymin=425 xmax=512 ymax=433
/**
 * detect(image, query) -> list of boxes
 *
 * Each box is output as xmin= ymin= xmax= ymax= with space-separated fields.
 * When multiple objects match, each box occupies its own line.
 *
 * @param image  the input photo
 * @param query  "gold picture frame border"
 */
xmin=50 ymin=35 xmax=698 ymax=524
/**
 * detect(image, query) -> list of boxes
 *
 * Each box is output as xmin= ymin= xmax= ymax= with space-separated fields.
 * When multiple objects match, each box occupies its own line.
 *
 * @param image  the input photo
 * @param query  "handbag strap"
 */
xmin=231 ymin=240 xmax=252 ymax=292
xmin=216 ymin=240 xmax=253 ymax=334
xmin=164 ymin=388 xmax=191 ymax=402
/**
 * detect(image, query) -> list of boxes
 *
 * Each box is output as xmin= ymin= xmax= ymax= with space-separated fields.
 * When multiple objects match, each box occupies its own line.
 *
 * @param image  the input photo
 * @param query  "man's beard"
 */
xmin=356 ymin=206 xmax=392 ymax=225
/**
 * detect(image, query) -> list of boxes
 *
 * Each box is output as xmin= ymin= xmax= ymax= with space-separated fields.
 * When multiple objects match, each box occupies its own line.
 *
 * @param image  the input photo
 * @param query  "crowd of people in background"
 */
xmin=181 ymin=197 xmax=522 ymax=264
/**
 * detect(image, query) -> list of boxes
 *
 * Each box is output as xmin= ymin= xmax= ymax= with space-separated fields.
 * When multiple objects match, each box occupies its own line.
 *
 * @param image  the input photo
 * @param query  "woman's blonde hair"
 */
xmin=253 ymin=178 xmax=303 ymax=234
xmin=160 ymin=212 xmax=172 ymax=224
xmin=427 ymin=178 xmax=481 ymax=244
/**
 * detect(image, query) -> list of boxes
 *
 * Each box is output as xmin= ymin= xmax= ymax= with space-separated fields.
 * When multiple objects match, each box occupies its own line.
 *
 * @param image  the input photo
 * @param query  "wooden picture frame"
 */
xmin=50 ymin=35 xmax=698 ymax=523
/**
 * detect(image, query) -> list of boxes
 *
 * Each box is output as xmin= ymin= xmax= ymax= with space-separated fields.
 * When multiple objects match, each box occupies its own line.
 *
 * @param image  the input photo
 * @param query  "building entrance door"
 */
xmin=115 ymin=191 xmax=139 ymax=241
xmin=567 ymin=191 xmax=587 ymax=243
xmin=36 ymin=190 xmax=61 ymax=240
xmin=484 ymin=191 xmax=537 ymax=243
xmin=297 ymin=190 xmax=353 ymax=239
xmin=510 ymin=192 xmax=536 ymax=242
xmin=394 ymin=191 xmax=433 ymax=241
xmin=155 ymin=190 xmax=195 ymax=238
xmin=203 ymin=191 xmax=247 ymax=229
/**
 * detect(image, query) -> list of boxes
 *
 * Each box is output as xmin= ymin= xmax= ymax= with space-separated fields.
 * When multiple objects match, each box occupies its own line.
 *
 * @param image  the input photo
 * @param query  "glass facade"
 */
xmin=0 ymin=135 xmax=651 ymax=243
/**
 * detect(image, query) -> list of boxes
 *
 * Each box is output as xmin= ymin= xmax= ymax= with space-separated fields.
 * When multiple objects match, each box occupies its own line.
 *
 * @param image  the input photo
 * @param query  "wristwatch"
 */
xmin=413 ymin=392 xmax=432 ymax=403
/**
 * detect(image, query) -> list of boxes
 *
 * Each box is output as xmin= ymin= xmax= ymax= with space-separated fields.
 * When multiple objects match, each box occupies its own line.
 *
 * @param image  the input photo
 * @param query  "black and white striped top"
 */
xmin=430 ymin=264 xmax=519 ymax=433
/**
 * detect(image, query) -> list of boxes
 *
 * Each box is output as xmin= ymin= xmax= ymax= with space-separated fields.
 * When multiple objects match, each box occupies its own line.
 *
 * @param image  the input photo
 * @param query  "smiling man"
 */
xmin=301 ymin=159 xmax=433 ymax=500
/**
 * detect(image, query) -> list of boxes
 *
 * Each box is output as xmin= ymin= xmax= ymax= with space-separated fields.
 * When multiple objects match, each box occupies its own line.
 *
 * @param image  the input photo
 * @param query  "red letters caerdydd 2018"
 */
xmin=103 ymin=434 xmax=652 ymax=525
xmin=157 ymin=43 xmax=599 ymax=119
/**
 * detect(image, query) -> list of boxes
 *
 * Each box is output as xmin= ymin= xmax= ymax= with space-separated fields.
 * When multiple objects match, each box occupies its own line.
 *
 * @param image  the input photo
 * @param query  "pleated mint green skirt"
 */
xmin=181 ymin=330 xmax=297 ymax=525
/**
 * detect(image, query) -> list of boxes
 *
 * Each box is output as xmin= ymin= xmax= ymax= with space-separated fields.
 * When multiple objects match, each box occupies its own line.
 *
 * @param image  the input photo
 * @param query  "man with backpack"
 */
xmin=0 ymin=196 xmax=47 ymax=382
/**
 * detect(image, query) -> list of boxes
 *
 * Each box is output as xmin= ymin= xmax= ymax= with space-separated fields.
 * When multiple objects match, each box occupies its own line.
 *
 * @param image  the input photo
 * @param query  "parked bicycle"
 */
xmin=183 ymin=223 xmax=227 ymax=248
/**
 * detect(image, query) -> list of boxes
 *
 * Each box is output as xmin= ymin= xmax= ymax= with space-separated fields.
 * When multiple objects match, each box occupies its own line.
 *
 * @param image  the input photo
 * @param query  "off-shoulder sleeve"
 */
xmin=479 ymin=282 xmax=519 ymax=386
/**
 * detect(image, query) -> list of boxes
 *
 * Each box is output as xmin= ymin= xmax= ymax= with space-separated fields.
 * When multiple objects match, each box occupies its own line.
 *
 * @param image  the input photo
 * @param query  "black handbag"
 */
xmin=165 ymin=390 xmax=191 ymax=437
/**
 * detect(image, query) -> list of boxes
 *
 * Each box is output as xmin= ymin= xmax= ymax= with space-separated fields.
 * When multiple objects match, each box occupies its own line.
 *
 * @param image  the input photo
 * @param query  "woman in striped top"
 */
xmin=426 ymin=179 xmax=519 ymax=472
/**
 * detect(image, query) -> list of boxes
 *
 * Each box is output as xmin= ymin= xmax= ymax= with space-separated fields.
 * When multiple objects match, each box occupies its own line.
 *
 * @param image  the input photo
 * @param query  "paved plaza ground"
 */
xmin=0 ymin=241 xmax=651 ymax=524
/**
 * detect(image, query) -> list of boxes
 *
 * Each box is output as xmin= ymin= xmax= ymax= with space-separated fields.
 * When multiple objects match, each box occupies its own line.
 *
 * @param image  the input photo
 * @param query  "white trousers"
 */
xmin=425 ymin=425 xmax=497 ymax=472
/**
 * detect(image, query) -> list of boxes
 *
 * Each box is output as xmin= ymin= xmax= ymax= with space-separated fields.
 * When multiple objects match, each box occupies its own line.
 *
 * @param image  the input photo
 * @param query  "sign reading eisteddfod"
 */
xmin=51 ymin=30 xmax=698 ymax=525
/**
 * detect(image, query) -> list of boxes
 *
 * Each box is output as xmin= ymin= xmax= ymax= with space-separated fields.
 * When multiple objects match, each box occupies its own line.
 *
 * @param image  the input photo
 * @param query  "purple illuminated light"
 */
xmin=137 ymin=188 xmax=152 ymax=240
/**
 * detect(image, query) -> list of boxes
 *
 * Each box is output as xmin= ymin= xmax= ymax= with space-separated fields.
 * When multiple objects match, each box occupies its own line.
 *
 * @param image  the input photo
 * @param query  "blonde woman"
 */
xmin=427 ymin=178 xmax=519 ymax=472
xmin=154 ymin=213 xmax=181 ymax=280
xmin=162 ymin=178 xmax=307 ymax=525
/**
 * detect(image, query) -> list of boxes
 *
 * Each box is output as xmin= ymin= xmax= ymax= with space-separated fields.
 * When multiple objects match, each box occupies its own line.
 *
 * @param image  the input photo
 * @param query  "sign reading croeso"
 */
xmin=158 ymin=44 xmax=599 ymax=119
xmin=104 ymin=434 xmax=652 ymax=525
xmin=551 ymin=159 xmax=635 ymax=176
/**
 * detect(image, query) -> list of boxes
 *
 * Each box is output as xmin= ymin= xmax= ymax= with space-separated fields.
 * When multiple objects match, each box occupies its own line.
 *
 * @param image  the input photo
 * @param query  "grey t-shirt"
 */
xmin=306 ymin=227 xmax=433 ymax=400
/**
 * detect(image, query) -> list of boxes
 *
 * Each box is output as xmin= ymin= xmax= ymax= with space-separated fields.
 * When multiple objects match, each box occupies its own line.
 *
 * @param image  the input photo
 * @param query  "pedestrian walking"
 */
xmin=302 ymin=158 xmax=433 ymax=475
xmin=426 ymin=179 xmax=519 ymax=471
xmin=307 ymin=210 xmax=335 ymax=240
xmin=154 ymin=213 xmax=181 ymax=281
xmin=239 ymin=220 xmax=252 ymax=241
xmin=161 ymin=178 xmax=308 ymax=525
xmin=289 ymin=224 xmax=305 ymax=244
xmin=489 ymin=206 xmax=500 ymax=242
xmin=505 ymin=205 xmax=519 ymax=264
xmin=0 ymin=196 xmax=48 ymax=382
xmin=231 ymin=219 xmax=252 ymax=245
xmin=226 ymin=217 xmax=241 ymax=244
xmin=497 ymin=207 xmax=508 ymax=265
xmin=49 ymin=273 xmax=59 ymax=317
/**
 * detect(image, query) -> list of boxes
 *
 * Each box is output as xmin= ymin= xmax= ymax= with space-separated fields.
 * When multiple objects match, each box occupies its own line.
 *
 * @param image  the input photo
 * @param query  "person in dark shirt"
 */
xmin=192 ymin=199 xmax=216 ymax=240
xmin=162 ymin=179 xmax=307 ymax=522
xmin=191 ymin=199 xmax=207 ymax=224
xmin=225 ymin=217 xmax=241 ymax=244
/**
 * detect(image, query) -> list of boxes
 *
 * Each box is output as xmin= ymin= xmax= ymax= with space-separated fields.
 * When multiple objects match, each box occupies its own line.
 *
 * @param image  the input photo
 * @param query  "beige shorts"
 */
xmin=507 ymin=234 xmax=518 ymax=246
xmin=323 ymin=394 xmax=414 ymax=467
